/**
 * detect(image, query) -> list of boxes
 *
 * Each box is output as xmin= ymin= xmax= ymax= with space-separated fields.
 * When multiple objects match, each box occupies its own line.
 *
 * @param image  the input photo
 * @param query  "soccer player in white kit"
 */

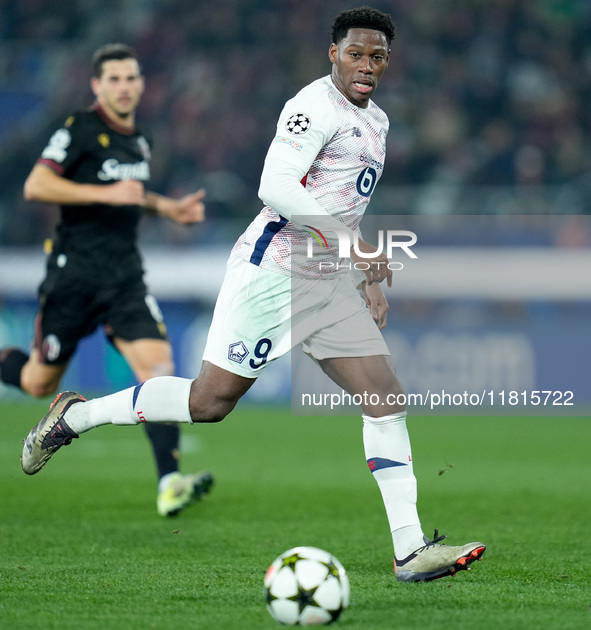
xmin=21 ymin=7 xmax=485 ymax=582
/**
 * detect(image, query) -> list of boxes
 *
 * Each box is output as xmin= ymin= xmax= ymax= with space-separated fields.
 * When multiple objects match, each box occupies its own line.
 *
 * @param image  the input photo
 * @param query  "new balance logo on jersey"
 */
xmin=97 ymin=158 xmax=150 ymax=181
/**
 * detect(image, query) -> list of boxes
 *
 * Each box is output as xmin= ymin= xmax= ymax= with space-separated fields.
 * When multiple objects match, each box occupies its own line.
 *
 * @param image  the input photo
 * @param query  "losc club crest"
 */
xmin=228 ymin=341 xmax=249 ymax=364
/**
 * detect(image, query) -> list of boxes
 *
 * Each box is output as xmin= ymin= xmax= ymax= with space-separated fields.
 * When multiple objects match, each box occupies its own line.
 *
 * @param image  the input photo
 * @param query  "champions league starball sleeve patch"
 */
xmin=285 ymin=113 xmax=311 ymax=135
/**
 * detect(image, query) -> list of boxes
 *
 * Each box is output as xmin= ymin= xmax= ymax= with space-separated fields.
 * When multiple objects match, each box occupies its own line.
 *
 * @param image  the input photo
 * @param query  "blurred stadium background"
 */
xmin=1 ymin=0 xmax=590 ymax=408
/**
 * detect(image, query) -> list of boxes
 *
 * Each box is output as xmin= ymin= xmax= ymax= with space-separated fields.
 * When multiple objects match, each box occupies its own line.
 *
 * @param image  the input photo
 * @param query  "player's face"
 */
xmin=329 ymin=28 xmax=390 ymax=108
xmin=91 ymin=58 xmax=144 ymax=125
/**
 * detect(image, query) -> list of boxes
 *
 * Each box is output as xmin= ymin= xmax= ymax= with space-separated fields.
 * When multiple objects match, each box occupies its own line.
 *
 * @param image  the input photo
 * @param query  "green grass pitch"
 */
xmin=0 ymin=400 xmax=589 ymax=630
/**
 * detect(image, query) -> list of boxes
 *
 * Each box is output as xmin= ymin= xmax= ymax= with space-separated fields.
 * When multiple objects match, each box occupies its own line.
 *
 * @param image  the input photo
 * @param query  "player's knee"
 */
xmin=20 ymin=358 xmax=63 ymax=398
xmin=149 ymin=361 xmax=175 ymax=378
xmin=134 ymin=360 xmax=174 ymax=382
xmin=21 ymin=379 xmax=59 ymax=399
xmin=364 ymin=380 xmax=406 ymax=416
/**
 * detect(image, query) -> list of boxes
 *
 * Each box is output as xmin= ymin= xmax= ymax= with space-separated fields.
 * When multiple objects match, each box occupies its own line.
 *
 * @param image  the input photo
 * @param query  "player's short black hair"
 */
xmin=331 ymin=6 xmax=395 ymax=45
xmin=92 ymin=43 xmax=140 ymax=78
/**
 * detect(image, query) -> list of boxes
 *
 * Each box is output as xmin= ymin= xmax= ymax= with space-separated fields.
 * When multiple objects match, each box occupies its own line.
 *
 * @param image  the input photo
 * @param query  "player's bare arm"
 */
xmin=24 ymin=163 xmax=146 ymax=206
xmin=144 ymin=188 xmax=206 ymax=224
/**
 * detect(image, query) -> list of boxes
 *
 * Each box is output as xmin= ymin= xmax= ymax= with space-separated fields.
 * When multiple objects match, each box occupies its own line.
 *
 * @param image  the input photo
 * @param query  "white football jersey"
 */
xmin=232 ymin=75 xmax=389 ymax=278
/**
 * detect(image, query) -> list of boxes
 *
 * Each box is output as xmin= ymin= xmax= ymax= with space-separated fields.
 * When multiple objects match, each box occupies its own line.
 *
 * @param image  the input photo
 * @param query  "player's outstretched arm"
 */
xmin=24 ymin=164 xmax=146 ymax=206
xmin=144 ymin=189 xmax=206 ymax=224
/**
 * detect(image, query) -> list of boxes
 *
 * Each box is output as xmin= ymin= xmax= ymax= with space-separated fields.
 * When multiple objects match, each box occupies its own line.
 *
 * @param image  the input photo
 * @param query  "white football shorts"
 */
xmin=203 ymin=254 xmax=390 ymax=378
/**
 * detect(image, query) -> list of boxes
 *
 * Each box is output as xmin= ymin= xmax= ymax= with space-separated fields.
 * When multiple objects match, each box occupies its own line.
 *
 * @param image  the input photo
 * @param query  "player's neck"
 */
xmin=93 ymin=102 xmax=136 ymax=134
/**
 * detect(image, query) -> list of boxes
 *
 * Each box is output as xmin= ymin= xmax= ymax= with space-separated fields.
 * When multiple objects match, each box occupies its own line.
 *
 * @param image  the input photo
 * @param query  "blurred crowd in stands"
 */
xmin=2 ymin=0 xmax=591 ymax=247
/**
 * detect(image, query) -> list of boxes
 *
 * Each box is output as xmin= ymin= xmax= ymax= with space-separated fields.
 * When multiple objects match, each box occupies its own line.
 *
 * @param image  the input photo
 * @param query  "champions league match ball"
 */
xmin=264 ymin=547 xmax=350 ymax=626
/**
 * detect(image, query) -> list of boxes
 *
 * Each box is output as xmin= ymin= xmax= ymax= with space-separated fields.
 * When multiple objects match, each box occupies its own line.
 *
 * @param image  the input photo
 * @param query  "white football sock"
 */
xmin=362 ymin=411 xmax=425 ymax=559
xmin=64 ymin=377 xmax=193 ymax=434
